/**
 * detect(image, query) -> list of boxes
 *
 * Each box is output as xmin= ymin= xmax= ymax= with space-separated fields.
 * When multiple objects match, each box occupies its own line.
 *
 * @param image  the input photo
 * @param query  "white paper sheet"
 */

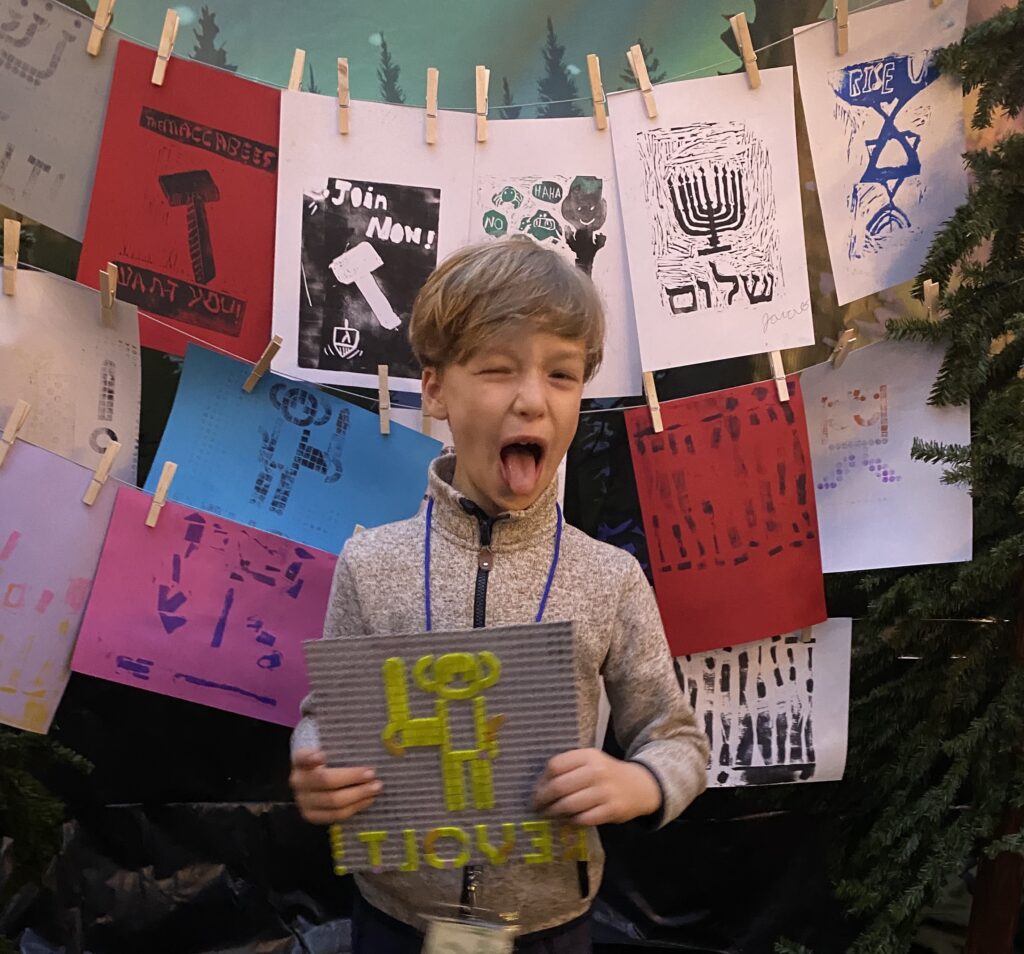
xmin=677 ymin=618 xmax=852 ymax=788
xmin=801 ymin=339 xmax=972 ymax=572
xmin=470 ymin=117 xmax=642 ymax=397
xmin=0 ymin=1 xmax=119 ymax=239
xmin=794 ymin=0 xmax=968 ymax=305
xmin=0 ymin=270 xmax=140 ymax=482
xmin=609 ymin=67 xmax=813 ymax=371
xmin=272 ymin=92 xmax=476 ymax=393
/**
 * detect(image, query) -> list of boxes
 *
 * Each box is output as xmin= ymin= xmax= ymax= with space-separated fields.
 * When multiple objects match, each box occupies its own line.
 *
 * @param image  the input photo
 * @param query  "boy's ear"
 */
xmin=421 ymin=367 xmax=449 ymax=421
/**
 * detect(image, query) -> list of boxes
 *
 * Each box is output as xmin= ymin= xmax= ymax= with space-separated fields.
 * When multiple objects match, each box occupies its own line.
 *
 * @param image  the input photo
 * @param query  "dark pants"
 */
xmin=352 ymin=893 xmax=592 ymax=953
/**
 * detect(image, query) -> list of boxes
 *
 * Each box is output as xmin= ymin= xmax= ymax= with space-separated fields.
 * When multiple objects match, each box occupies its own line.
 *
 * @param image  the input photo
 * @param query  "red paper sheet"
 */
xmin=77 ymin=41 xmax=279 ymax=361
xmin=626 ymin=379 xmax=827 ymax=655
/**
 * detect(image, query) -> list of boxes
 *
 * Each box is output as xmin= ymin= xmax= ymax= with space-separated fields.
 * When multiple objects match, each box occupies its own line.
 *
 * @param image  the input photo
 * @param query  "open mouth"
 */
xmin=499 ymin=440 xmax=546 ymax=497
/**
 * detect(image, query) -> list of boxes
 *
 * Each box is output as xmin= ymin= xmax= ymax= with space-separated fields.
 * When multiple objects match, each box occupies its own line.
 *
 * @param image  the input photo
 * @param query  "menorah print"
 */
xmin=637 ymin=120 xmax=783 ymax=315
xmin=669 ymin=164 xmax=747 ymax=256
xmin=830 ymin=52 xmax=940 ymax=259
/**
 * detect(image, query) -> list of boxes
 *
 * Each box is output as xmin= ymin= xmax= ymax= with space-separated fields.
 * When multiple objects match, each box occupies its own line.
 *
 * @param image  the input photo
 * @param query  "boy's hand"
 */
xmin=533 ymin=748 xmax=662 ymax=826
xmin=290 ymin=748 xmax=382 ymax=825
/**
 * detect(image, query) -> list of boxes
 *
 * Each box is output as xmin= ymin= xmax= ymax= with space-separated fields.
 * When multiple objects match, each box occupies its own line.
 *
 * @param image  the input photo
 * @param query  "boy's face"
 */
xmin=422 ymin=331 xmax=587 ymax=516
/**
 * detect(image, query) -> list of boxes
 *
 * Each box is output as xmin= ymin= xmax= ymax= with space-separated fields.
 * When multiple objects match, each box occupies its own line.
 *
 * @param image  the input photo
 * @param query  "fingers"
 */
xmin=300 ymin=779 xmax=383 ymax=811
xmin=534 ymin=764 xmax=592 ymax=812
xmin=291 ymin=748 xmax=325 ymax=770
xmin=542 ymin=785 xmax=605 ymax=821
xmin=565 ymin=805 xmax=615 ymax=827
xmin=300 ymin=794 xmax=379 ymax=826
xmin=540 ymin=748 xmax=595 ymax=783
xmin=290 ymin=750 xmax=383 ymax=825
xmin=290 ymin=761 xmax=376 ymax=794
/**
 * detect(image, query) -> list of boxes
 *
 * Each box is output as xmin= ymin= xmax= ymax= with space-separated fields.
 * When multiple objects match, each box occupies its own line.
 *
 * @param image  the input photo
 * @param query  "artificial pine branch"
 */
xmin=764 ymin=16 xmax=1024 ymax=946
xmin=0 ymin=727 xmax=91 ymax=903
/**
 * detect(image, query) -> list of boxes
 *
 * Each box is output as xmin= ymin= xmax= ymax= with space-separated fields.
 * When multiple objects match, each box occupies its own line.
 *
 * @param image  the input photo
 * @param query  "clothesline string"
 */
xmin=15 ymin=260 xmax=864 ymax=417
xmin=51 ymin=0 xmax=895 ymax=112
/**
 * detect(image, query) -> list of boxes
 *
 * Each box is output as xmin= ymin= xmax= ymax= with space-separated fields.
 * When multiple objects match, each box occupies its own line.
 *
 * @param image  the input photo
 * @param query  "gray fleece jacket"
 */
xmin=292 ymin=454 xmax=708 ymax=934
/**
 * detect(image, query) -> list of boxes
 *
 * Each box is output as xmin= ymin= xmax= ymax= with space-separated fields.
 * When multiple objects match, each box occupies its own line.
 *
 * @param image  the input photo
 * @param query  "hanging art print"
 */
xmin=0 ymin=0 xmax=120 ymax=240
xmin=146 ymin=345 xmax=440 ymax=554
xmin=794 ymin=0 xmax=968 ymax=305
xmin=77 ymin=40 xmax=280 ymax=361
xmin=610 ymin=68 xmax=813 ymax=370
xmin=272 ymin=93 xmax=475 ymax=392
xmin=72 ymin=486 xmax=334 ymax=726
xmin=0 ymin=270 xmax=140 ymax=483
xmin=625 ymin=378 xmax=827 ymax=654
xmin=676 ymin=618 xmax=851 ymax=788
xmin=470 ymin=117 xmax=641 ymax=398
xmin=800 ymin=340 xmax=972 ymax=572
xmin=0 ymin=443 xmax=117 ymax=734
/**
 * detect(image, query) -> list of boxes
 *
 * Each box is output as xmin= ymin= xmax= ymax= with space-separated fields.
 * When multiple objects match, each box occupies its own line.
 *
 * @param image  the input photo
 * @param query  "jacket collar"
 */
xmin=426 ymin=454 xmax=559 ymax=551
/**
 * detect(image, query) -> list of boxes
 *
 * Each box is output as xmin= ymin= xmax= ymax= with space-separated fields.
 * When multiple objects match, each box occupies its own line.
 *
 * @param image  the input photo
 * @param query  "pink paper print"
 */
xmin=72 ymin=486 xmax=334 ymax=726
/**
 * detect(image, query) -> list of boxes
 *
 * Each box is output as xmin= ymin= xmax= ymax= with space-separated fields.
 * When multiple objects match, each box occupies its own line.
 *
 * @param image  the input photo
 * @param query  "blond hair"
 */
xmin=409 ymin=237 xmax=605 ymax=380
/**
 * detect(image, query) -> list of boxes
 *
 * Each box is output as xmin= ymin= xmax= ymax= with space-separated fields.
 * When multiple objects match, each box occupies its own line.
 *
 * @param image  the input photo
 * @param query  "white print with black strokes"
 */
xmin=637 ymin=121 xmax=784 ymax=318
xmin=678 ymin=633 xmax=823 ymax=787
xmin=476 ymin=175 xmax=611 ymax=278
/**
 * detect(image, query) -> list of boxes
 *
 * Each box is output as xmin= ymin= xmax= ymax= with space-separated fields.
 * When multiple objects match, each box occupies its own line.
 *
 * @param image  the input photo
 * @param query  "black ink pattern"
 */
xmin=636 ymin=121 xmax=784 ymax=315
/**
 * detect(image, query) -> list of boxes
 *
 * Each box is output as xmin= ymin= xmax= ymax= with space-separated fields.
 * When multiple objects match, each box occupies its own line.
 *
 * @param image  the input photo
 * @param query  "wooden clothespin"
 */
xmin=99 ymin=262 xmax=118 ymax=327
xmin=151 ymin=9 xmax=180 ymax=86
xmin=3 ymin=218 xmax=19 ymax=297
xmin=82 ymin=441 xmax=121 ymax=506
xmin=288 ymin=49 xmax=306 ymax=92
xmin=835 ymin=0 xmax=849 ymax=56
xmin=377 ymin=365 xmax=391 ymax=435
xmin=923 ymin=279 xmax=940 ymax=320
xmin=338 ymin=58 xmax=350 ymax=134
xmin=729 ymin=13 xmax=761 ymax=90
xmin=0 ymin=400 xmax=30 ymax=469
xmin=829 ymin=328 xmax=858 ymax=369
xmin=475 ymin=65 xmax=490 ymax=143
xmin=800 ymin=627 xmax=814 ymax=643
xmin=243 ymin=335 xmax=282 ymax=392
xmin=145 ymin=461 xmax=177 ymax=527
xmin=642 ymin=371 xmax=664 ymax=434
xmin=769 ymin=351 xmax=790 ymax=402
xmin=425 ymin=68 xmax=439 ymax=144
xmin=587 ymin=54 xmax=608 ymax=131
xmin=627 ymin=44 xmax=657 ymax=119
xmin=87 ymin=0 xmax=116 ymax=56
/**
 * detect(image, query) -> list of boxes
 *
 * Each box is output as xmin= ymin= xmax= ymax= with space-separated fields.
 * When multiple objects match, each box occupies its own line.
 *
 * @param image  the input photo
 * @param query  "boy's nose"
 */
xmin=512 ymin=372 xmax=546 ymax=418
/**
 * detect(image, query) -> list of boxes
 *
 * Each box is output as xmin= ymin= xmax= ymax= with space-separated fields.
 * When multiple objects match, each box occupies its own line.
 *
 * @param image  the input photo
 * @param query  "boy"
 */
xmin=290 ymin=238 xmax=708 ymax=953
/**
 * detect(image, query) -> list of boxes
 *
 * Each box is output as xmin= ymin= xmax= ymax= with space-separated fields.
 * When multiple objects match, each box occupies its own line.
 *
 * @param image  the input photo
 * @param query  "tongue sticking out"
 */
xmin=500 ymin=444 xmax=542 ymax=497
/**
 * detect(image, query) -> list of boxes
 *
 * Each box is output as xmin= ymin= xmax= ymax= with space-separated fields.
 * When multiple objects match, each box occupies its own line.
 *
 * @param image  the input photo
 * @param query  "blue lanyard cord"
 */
xmin=422 ymin=497 xmax=562 ymax=633
xmin=424 ymin=496 xmax=435 ymax=632
xmin=536 ymin=504 xmax=563 ymax=624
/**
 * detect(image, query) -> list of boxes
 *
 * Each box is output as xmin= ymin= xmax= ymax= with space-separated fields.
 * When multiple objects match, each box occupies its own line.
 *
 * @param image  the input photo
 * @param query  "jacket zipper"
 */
xmin=474 ymin=516 xmax=494 ymax=629
xmin=460 ymin=510 xmax=497 ymax=915
xmin=461 ymin=506 xmax=590 ymax=911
